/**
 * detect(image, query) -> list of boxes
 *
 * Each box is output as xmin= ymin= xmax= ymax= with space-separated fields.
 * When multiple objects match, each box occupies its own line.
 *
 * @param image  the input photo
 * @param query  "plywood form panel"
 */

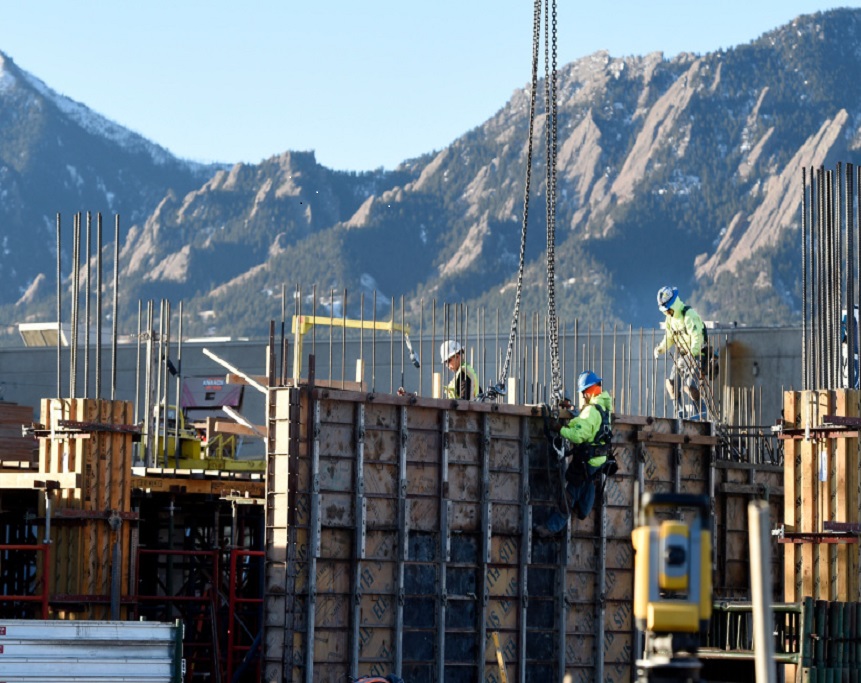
xmin=781 ymin=389 xmax=861 ymax=602
xmin=833 ymin=390 xmax=860 ymax=600
xmin=783 ymin=391 xmax=802 ymax=602
xmin=265 ymin=390 xmax=746 ymax=683
xmin=0 ymin=402 xmax=36 ymax=463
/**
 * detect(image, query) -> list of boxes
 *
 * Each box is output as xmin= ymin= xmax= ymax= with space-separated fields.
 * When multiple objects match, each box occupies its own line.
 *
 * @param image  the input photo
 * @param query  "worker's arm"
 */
xmin=559 ymin=404 xmax=601 ymax=444
xmin=655 ymin=327 xmax=674 ymax=356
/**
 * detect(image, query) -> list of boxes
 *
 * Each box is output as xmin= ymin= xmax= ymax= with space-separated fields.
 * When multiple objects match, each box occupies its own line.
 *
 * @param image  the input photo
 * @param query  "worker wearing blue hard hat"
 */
xmin=654 ymin=286 xmax=707 ymax=404
xmin=537 ymin=370 xmax=614 ymax=537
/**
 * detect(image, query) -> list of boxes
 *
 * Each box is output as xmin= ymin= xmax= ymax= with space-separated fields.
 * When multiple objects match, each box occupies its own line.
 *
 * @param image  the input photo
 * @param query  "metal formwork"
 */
xmin=263 ymin=385 xmax=784 ymax=683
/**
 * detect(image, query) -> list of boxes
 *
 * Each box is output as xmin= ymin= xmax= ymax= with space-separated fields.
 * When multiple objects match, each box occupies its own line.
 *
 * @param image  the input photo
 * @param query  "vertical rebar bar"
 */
xmin=84 ymin=212 xmax=91 ymax=398
xmin=96 ymin=213 xmax=102 ymax=399
xmin=111 ymin=216 xmax=120 ymax=400
xmin=802 ymin=167 xmax=808 ymax=389
xmin=343 ymin=289 xmax=348 ymax=389
xmin=135 ymin=301 xmax=142 ymax=425
xmin=329 ymin=288 xmax=334 ymax=386
xmin=70 ymin=213 xmax=81 ymax=398
xmin=56 ymin=213 xmax=62 ymax=398
xmin=847 ymin=163 xmax=856 ymax=389
xmin=817 ymin=166 xmax=825 ymax=388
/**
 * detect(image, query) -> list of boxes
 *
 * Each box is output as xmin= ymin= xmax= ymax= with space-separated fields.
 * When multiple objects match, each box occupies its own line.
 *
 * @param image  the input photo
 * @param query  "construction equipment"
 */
xmin=632 ymin=492 xmax=712 ymax=682
xmin=155 ymin=404 xmax=203 ymax=464
xmin=154 ymin=404 xmax=262 ymax=471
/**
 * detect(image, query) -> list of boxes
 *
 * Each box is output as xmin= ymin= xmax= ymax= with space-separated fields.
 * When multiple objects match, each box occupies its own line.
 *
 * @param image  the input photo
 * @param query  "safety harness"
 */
xmin=680 ymin=305 xmax=719 ymax=379
xmin=542 ymin=403 xmax=618 ymax=517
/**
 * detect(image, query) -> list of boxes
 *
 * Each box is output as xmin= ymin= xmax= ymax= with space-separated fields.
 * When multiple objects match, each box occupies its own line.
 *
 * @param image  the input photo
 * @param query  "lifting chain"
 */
xmin=544 ymin=0 xmax=562 ymax=406
xmin=499 ymin=0 xmax=562 ymax=406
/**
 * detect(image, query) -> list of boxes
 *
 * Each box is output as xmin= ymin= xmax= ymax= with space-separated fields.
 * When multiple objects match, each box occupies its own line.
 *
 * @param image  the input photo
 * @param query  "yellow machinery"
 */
xmin=154 ymin=405 xmax=263 ymax=471
xmin=631 ymin=492 xmax=712 ymax=682
xmin=155 ymin=404 xmax=202 ymax=463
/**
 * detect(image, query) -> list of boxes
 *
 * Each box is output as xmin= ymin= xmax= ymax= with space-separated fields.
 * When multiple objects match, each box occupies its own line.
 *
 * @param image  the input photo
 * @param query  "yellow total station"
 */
xmin=632 ymin=492 xmax=712 ymax=636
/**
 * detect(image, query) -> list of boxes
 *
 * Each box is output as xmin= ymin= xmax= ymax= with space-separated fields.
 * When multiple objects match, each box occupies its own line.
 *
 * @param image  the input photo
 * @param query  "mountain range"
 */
xmin=0 ymin=8 xmax=859 ymax=342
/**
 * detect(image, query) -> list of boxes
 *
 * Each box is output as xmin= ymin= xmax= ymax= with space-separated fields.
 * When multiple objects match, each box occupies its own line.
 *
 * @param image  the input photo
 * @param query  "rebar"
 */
xmin=800 ymin=162 xmax=860 ymax=390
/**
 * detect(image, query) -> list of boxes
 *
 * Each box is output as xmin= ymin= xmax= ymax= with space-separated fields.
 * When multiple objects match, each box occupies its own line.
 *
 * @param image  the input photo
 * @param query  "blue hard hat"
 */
xmin=657 ymin=286 xmax=678 ymax=312
xmin=577 ymin=371 xmax=602 ymax=393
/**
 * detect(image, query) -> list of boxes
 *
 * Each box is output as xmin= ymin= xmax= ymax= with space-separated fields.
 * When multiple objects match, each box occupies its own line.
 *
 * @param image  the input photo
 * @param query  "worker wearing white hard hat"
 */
xmin=439 ymin=340 xmax=479 ymax=400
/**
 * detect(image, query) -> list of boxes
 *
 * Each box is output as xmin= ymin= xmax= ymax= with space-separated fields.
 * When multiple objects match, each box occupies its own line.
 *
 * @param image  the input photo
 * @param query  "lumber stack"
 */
xmin=36 ymin=398 xmax=135 ymax=619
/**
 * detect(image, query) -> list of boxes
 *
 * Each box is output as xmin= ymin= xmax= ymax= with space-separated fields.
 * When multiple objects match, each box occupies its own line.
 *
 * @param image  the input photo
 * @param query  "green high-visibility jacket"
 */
xmin=655 ymin=297 xmax=705 ymax=358
xmin=445 ymin=362 xmax=479 ymax=400
xmin=559 ymin=390 xmax=613 ymax=467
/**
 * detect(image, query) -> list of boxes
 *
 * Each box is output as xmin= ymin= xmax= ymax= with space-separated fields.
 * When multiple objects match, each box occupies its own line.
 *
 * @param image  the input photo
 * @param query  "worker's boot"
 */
xmin=686 ymin=385 xmax=701 ymax=403
xmin=665 ymin=378 xmax=676 ymax=401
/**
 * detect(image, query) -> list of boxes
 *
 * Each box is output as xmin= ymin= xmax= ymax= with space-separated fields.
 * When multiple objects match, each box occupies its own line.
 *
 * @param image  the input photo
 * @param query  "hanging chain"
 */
xmin=544 ymin=0 xmax=563 ymax=405
xmin=498 ymin=0 xmax=543 ymax=390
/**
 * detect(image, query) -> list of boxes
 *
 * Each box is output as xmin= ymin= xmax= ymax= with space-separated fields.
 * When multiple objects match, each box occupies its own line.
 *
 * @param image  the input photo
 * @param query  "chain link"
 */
xmin=499 ymin=0 xmax=563 ymax=407
xmin=545 ymin=0 xmax=562 ymax=405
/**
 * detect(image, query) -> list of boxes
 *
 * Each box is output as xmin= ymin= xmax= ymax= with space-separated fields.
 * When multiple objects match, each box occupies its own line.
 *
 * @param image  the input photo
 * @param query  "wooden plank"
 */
xmin=835 ymin=390 xmax=858 ymax=600
xmin=817 ymin=391 xmax=833 ymax=599
xmin=0 ymin=471 xmax=81 ymax=489
xmin=800 ymin=391 xmax=817 ymax=600
xmin=131 ymin=474 xmax=264 ymax=497
xmin=784 ymin=390 xmax=799 ymax=602
xmin=636 ymin=431 xmax=720 ymax=446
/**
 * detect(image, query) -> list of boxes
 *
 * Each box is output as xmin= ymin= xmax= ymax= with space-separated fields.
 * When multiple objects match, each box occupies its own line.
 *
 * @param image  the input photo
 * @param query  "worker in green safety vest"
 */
xmin=440 ymin=339 xmax=479 ymax=400
xmin=537 ymin=371 xmax=614 ymax=537
xmin=654 ymin=285 xmax=707 ymax=404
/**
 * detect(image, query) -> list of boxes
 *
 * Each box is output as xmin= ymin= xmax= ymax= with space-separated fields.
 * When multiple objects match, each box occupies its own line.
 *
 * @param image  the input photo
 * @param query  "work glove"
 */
xmin=653 ymin=345 xmax=662 ymax=360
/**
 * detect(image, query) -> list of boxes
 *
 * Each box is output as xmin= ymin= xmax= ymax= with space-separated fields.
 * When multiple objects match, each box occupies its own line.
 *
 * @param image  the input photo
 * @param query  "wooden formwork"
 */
xmin=0 ymin=401 xmax=36 ymax=466
xmin=782 ymin=390 xmax=861 ymax=603
xmin=264 ymin=387 xmax=784 ymax=683
xmin=36 ymin=398 xmax=135 ymax=618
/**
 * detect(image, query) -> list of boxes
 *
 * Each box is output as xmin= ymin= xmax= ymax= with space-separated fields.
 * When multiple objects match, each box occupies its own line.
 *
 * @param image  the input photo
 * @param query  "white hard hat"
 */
xmin=439 ymin=339 xmax=463 ymax=364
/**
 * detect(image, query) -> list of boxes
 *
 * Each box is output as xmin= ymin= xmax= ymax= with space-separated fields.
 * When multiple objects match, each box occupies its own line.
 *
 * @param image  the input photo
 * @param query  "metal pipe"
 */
xmin=134 ymin=301 xmax=142 ymax=424
xmin=342 ymin=289 xmax=348 ymax=388
xmin=70 ymin=213 xmax=80 ymax=398
xmin=749 ymin=500 xmax=777 ymax=683
xmin=96 ymin=213 xmax=102 ymax=399
xmin=84 ymin=212 xmax=91 ymax=398
xmin=801 ymin=167 xmax=809 ymax=389
xmin=850 ymin=163 xmax=858 ymax=389
xmin=56 ymin=213 xmax=62 ymax=398
xmin=143 ymin=300 xmax=154 ymax=466
xmin=174 ymin=302 xmax=183 ymax=462
xmin=111 ymin=215 xmax=120 ymax=400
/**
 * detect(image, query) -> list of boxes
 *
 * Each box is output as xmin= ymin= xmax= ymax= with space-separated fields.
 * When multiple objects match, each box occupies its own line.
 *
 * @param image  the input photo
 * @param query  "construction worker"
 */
xmin=654 ymin=286 xmax=707 ymax=404
xmin=537 ymin=371 xmax=614 ymax=536
xmin=440 ymin=340 xmax=479 ymax=400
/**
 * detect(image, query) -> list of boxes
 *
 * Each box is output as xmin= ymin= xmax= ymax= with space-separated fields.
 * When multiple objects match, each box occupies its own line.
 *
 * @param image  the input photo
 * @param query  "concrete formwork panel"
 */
xmin=264 ymin=387 xmax=783 ymax=683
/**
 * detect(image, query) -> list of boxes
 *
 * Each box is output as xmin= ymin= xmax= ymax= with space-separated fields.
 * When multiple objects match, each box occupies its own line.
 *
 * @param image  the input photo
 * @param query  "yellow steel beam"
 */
xmin=292 ymin=314 xmax=411 ymax=382
xmin=292 ymin=314 xmax=410 ymax=336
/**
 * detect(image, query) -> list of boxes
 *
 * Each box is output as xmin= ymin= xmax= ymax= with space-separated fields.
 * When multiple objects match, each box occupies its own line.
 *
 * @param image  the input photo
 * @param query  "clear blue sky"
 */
xmin=0 ymin=1 xmax=857 ymax=172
